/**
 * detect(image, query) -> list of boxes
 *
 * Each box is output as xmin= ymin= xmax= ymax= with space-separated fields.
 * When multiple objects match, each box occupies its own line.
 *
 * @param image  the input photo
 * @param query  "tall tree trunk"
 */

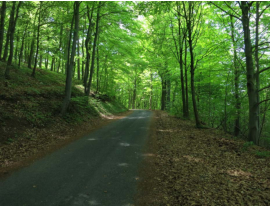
xmin=166 ymin=74 xmax=171 ymax=111
xmin=57 ymin=24 xmax=63 ymax=73
xmin=61 ymin=1 xmax=80 ymax=115
xmin=96 ymin=38 xmax=100 ymax=92
xmin=32 ymin=1 xmax=42 ymax=77
xmin=39 ymin=53 xmax=42 ymax=69
xmin=149 ymin=72 xmax=153 ymax=110
xmin=77 ymin=39 xmax=80 ymax=80
xmin=82 ymin=38 xmax=85 ymax=80
xmin=184 ymin=37 xmax=189 ymax=118
xmin=0 ymin=1 xmax=6 ymax=59
xmin=84 ymin=5 xmax=94 ymax=94
xmin=132 ymin=77 xmax=137 ymax=109
xmin=15 ymin=34 xmax=19 ymax=64
xmin=161 ymin=78 xmax=167 ymax=111
xmin=230 ymin=15 xmax=241 ymax=136
xmin=185 ymin=2 xmax=201 ymax=127
xmin=255 ymin=2 xmax=261 ymax=144
xmin=19 ymin=32 xmax=26 ymax=68
xmin=4 ymin=2 xmax=21 ymax=79
xmin=86 ymin=1 xmax=101 ymax=95
xmin=50 ymin=57 xmax=55 ymax=71
xmin=241 ymin=1 xmax=258 ymax=144
xmin=3 ymin=1 xmax=13 ymax=62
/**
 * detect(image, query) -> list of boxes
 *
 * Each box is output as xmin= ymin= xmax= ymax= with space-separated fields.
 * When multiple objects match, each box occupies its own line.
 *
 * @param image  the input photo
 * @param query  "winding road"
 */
xmin=0 ymin=110 xmax=152 ymax=206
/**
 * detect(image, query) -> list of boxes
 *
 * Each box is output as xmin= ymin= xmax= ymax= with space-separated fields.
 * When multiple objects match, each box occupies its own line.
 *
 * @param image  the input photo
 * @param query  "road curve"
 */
xmin=0 ymin=110 xmax=153 ymax=206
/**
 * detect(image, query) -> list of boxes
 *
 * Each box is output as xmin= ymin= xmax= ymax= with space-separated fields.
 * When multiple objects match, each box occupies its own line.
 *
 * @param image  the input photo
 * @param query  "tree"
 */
xmin=4 ymin=1 xmax=22 ymax=79
xmin=61 ymin=1 xmax=80 ymax=115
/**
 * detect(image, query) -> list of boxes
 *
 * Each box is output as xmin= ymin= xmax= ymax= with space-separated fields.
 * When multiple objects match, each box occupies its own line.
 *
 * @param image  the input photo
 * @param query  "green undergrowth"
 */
xmin=0 ymin=62 xmax=127 ymax=144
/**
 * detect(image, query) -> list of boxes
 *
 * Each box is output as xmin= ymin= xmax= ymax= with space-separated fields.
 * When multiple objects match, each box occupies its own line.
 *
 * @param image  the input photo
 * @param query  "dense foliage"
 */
xmin=1 ymin=1 xmax=270 ymax=146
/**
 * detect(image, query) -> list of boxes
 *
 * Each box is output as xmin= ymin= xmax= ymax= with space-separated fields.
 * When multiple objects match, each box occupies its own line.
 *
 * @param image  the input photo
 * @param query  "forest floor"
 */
xmin=136 ymin=110 xmax=270 ymax=206
xmin=0 ymin=63 xmax=129 ymax=178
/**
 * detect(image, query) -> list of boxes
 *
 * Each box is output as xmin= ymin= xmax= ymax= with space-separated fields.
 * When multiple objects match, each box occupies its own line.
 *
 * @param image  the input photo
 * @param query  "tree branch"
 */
xmin=259 ymin=66 xmax=270 ymax=74
xmin=258 ymin=99 xmax=270 ymax=105
xmin=210 ymin=2 xmax=242 ymax=21
xmin=259 ymin=84 xmax=270 ymax=92
xmin=259 ymin=4 xmax=270 ymax=18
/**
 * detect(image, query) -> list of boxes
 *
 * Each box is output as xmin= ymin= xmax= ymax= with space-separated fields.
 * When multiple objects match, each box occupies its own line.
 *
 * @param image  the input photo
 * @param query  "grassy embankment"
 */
xmin=0 ymin=62 xmax=127 ymax=173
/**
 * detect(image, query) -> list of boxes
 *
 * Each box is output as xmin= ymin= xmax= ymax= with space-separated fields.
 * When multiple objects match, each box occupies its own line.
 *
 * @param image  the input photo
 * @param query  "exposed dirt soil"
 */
xmin=136 ymin=110 xmax=270 ymax=206
xmin=0 ymin=110 xmax=132 ymax=179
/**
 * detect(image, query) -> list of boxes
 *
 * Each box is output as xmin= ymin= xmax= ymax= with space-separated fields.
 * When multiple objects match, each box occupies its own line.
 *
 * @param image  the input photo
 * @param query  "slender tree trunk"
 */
xmin=241 ymin=1 xmax=259 ymax=144
xmin=5 ymin=2 xmax=22 ymax=79
xmin=230 ymin=15 xmax=241 ymax=136
xmin=96 ymin=38 xmax=100 ymax=92
xmin=149 ymin=72 xmax=153 ymax=110
xmin=82 ymin=38 xmax=85 ymax=80
xmin=161 ymin=77 xmax=167 ymax=111
xmin=166 ymin=74 xmax=171 ymax=111
xmin=184 ymin=37 xmax=189 ymax=118
xmin=39 ymin=53 xmax=42 ymax=69
xmin=61 ymin=1 xmax=80 ymax=115
xmin=132 ymin=77 xmax=137 ymax=109
xmin=86 ymin=1 xmax=101 ymax=95
xmin=77 ymin=39 xmax=80 ymax=80
xmin=188 ymin=24 xmax=201 ymax=127
xmin=0 ymin=1 xmax=6 ymax=59
xmin=3 ymin=1 xmax=13 ymax=62
xmin=255 ymin=2 xmax=261 ymax=144
xmin=51 ymin=57 xmax=55 ymax=71
xmin=32 ymin=1 xmax=42 ymax=77
xmin=84 ymin=5 xmax=94 ymax=94
xmin=19 ymin=24 xmax=28 ymax=68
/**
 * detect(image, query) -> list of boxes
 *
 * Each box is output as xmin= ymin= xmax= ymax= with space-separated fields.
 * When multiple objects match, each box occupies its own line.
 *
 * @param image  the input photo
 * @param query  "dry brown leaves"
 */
xmin=137 ymin=111 xmax=270 ymax=206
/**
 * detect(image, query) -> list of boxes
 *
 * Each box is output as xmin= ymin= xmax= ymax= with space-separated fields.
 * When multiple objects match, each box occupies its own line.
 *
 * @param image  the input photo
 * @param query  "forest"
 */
xmin=1 ymin=0 xmax=270 ymax=148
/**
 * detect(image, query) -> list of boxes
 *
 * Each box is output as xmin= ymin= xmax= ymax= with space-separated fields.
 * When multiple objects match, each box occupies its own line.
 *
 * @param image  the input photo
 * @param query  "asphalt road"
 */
xmin=0 ymin=110 xmax=152 ymax=206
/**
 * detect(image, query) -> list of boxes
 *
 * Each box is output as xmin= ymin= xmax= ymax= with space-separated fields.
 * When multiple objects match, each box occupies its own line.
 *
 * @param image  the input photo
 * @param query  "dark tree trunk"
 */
xmin=149 ymin=72 xmax=153 ymax=110
xmin=96 ymin=38 xmax=100 ymax=92
xmin=3 ymin=2 xmax=13 ymax=62
xmin=57 ymin=24 xmax=63 ymax=73
xmin=255 ymin=2 xmax=261 ymax=143
xmin=184 ymin=37 xmax=189 ymax=118
xmin=240 ymin=1 xmax=259 ymax=144
xmin=61 ymin=1 xmax=80 ymax=116
xmin=132 ymin=77 xmax=137 ymax=109
xmin=32 ymin=1 xmax=42 ymax=77
xmin=184 ymin=2 xmax=201 ymax=127
xmin=4 ymin=2 xmax=21 ymax=79
xmin=77 ymin=39 xmax=80 ymax=80
xmin=161 ymin=78 xmax=167 ymax=111
xmin=28 ymin=36 xmax=35 ymax=69
xmin=86 ymin=2 xmax=101 ymax=95
xmin=84 ymin=5 xmax=94 ymax=94
xmin=19 ymin=24 xmax=28 ymax=68
xmin=50 ymin=57 xmax=55 ymax=71
xmin=0 ymin=1 xmax=6 ymax=59
xmin=166 ymin=74 xmax=171 ymax=111
xmin=81 ymin=38 xmax=84 ymax=80
xmin=39 ymin=53 xmax=42 ymax=69
xmin=230 ymin=15 xmax=241 ymax=137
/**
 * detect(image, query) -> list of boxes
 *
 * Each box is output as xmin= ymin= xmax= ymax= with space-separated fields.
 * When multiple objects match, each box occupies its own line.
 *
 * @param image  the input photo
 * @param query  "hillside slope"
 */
xmin=0 ymin=63 xmax=128 ymax=176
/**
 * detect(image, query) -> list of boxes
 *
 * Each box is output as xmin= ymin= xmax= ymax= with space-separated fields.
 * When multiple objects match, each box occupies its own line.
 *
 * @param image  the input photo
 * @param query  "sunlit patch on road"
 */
xmin=118 ymin=163 xmax=128 ymax=167
xmin=126 ymin=116 xmax=146 ymax=119
xmin=87 ymin=138 xmax=96 ymax=141
xmin=120 ymin=142 xmax=130 ymax=146
xmin=88 ymin=200 xmax=100 ymax=205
